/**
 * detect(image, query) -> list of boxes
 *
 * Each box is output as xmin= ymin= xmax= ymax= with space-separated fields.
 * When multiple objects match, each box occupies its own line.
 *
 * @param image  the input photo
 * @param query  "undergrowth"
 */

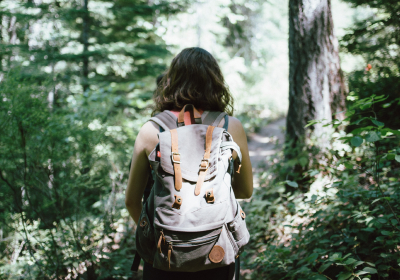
xmin=242 ymin=95 xmax=400 ymax=280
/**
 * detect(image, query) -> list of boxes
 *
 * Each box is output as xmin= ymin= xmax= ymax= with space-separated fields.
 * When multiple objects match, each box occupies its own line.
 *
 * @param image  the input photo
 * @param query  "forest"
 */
xmin=0 ymin=0 xmax=399 ymax=279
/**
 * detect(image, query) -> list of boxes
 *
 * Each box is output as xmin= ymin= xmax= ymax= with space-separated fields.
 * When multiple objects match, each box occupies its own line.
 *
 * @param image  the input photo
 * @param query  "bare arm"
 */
xmin=222 ymin=116 xmax=253 ymax=199
xmin=125 ymin=121 xmax=159 ymax=224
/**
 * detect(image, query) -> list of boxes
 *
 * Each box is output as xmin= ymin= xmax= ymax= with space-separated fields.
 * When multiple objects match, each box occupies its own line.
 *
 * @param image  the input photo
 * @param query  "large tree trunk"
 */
xmin=286 ymin=0 xmax=345 ymax=151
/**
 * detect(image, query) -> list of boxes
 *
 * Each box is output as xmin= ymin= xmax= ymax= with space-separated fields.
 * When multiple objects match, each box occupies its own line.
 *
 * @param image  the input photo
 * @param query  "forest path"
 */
xmin=247 ymin=118 xmax=286 ymax=187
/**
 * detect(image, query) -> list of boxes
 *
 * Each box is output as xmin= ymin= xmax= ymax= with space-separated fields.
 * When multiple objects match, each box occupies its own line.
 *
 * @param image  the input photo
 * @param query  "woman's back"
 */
xmin=125 ymin=47 xmax=253 ymax=279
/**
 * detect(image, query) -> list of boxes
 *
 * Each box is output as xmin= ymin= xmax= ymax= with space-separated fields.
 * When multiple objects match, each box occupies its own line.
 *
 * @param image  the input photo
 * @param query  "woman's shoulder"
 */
xmin=217 ymin=115 xmax=244 ymax=132
xmin=226 ymin=116 xmax=246 ymax=138
xmin=136 ymin=121 xmax=160 ymax=156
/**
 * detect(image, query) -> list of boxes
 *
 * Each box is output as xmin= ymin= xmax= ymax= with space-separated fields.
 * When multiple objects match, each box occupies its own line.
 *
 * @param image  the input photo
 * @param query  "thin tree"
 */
xmin=286 ymin=0 xmax=346 ymax=153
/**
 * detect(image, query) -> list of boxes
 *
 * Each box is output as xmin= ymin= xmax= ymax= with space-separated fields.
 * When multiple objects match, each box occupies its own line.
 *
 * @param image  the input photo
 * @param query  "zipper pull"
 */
xmin=157 ymin=230 xmax=165 ymax=254
xmin=168 ymin=242 xmax=173 ymax=269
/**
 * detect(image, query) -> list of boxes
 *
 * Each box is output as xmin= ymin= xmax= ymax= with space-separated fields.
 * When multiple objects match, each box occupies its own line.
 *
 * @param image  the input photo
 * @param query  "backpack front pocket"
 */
xmin=135 ymin=208 xmax=156 ymax=264
xmin=153 ymin=227 xmax=231 ymax=272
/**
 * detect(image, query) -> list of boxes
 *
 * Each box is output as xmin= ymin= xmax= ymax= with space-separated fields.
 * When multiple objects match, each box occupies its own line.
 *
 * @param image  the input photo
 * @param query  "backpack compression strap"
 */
xmin=194 ymin=125 xmax=215 ymax=196
xmin=170 ymin=129 xmax=182 ymax=191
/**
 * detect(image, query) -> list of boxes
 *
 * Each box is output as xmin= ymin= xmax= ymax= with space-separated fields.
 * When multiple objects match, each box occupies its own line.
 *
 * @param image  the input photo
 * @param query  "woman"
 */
xmin=125 ymin=47 xmax=253 ymax=279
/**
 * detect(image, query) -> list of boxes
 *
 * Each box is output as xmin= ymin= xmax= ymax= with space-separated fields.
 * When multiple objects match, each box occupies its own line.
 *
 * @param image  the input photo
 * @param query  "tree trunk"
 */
xmin=286 ymin=0 xmax=345 ymax=151
xmin=82 ymin=0 xmax=89 ymax=92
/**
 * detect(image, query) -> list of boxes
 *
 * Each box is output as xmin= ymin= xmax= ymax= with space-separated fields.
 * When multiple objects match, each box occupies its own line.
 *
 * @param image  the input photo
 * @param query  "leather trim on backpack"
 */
xmin=195 ymin=126 xmax=215 ymax=195
xmin=209 ymin=245 xmax=225 ymax=263
xmin=170 ymin=129 xmax=182 ymax=191
xmin=158 ymin=126 xmax=225 ymax=182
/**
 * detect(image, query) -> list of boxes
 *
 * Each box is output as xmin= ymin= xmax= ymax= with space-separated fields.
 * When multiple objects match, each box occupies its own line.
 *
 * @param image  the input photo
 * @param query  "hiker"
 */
xmin=125 ymin=47 xmax=253 ymax=280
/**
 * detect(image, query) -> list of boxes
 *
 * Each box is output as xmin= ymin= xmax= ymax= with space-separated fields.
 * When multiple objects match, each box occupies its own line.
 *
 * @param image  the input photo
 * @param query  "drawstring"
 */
xmin=157 ymin=230 xmax=165 ymax=253
xmin=168 ymin=242 xmax=173 ymax=269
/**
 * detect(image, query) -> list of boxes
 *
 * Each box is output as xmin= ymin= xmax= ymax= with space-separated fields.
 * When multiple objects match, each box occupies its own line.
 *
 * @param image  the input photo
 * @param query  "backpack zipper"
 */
xmin=169 ymin=234 xmax=218 ymax=247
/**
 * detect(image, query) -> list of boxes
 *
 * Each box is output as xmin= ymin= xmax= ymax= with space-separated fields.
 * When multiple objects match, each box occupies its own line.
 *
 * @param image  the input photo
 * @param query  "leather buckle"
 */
xmin=171 ymin=152 xmax=181 ymax=164
xmin=205 ymin=188 xmax=215 ymax=203
xmin=199 ymin=159 xmax=209 ymax=171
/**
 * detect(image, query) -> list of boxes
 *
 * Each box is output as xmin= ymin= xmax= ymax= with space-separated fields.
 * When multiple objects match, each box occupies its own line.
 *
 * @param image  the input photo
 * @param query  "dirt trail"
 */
xmin=247 ymin=118 xmax=286 ymax=187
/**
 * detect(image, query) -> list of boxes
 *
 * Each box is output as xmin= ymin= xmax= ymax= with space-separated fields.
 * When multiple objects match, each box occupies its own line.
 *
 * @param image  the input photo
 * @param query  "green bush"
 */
xmin=0 ymin=70 xmax=145 ymax=279
xmin=242 ymin=95 xmax=400 ymax=280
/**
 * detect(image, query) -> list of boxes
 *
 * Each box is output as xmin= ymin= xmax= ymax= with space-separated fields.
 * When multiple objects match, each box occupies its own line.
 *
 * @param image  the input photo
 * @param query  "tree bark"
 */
xmin=286 ymin=0 xmax=346 ymax=151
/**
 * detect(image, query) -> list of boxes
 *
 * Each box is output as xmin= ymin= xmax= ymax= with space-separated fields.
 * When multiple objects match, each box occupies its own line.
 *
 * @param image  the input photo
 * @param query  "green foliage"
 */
xmin=242 ymin=95 xmax=400 ymax=279
xmin=0 ymin=69 xmax=142 ymax=279
xmin=341 ymin=0 xmax=400 ymax=130
xmin=0 ymin=0 xmax=182 ymax=278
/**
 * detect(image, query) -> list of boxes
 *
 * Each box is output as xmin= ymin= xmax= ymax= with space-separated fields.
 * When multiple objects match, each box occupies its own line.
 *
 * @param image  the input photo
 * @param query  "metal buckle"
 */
xmin=199 ymin=159 xmax=209 ymax=171
xmin=171 ymin=152 xmax=181 ymax=164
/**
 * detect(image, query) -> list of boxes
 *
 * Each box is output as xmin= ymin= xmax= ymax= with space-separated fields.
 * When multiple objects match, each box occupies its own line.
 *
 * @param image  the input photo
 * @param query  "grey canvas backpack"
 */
xmin=134 ymin=104 xmax=250 ymax=272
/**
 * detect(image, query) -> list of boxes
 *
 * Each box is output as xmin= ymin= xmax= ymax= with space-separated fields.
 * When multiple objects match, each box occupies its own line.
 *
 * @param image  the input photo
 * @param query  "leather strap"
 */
xmin=170 ymin=129 xmax=182 ymax=191
xmin=194 ymin=126 xmax=215 ymax=196
xmin=178 ymin=104 xmax=202 ymax=126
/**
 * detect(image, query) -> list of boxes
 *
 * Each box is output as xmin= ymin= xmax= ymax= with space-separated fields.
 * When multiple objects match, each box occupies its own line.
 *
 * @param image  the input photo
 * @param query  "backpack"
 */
xmin=133 ymin=104 xmax=250 ymax=272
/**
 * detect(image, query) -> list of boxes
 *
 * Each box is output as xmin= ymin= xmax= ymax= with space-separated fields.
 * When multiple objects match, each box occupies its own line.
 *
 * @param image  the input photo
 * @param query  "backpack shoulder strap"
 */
xmin=202 ymin=111 xmax=227 ymax=127
xmin=149 ymin=110 xmax=177 ymax=131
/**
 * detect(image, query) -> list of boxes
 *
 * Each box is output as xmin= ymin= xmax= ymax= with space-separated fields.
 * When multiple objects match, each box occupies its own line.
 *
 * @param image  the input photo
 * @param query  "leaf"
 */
xmin=344 ymin=258 xmax=357 ymax=265
xmin=381 ymin=128 xmax=400 ymax=136
xmin=365 ymin=131 xmax=381 ymax=142
xmin=371 ymin=198 xmax=381 ymax=204
xmin=378 ymin=218 xmax=387 ymax=223
xmin=360 ymin=102 xmax=372 ymax=110
xmin=391 ymin=219 xmax=398 ymax=225
xmin=395 ymin=155 xmax=400 ymax=163
xmin=313 ymin=276 xmax=328 ymax=280
xmin=350 ymin=136 xmax=363 ymax=147
xmin=370 ymin=119 xmax=384 ymax=127
xmin=299 ymin=157 xmax=308 ymax=167
xmin=353 ymin=261 xmax=364 ymax=268
xmin=286 ymin=180 xmax=298 ymax=188
xmin=337 ymin=271 xmax=353 ymax=280
xmin=362 ymin=267 xmax=377 ymax=274
xmin=319 ymin=263 xmax=332 ymax=273
xmin=305 ymin=120 xmax=319 ymax=128
xmin=306 ymin=253 xmax=319 ymax=263
xmin=387 ymin=154 xmax=396 ymax=160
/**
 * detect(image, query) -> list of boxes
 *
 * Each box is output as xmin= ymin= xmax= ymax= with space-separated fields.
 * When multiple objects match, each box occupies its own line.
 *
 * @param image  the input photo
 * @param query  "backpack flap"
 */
xmin=158 ymin=125 xmax=225 ymax=182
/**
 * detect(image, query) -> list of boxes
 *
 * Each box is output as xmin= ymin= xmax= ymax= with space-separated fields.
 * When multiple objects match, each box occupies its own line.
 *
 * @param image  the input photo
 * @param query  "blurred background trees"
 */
xmin=0 ymin=0 xmax=399 ymax=279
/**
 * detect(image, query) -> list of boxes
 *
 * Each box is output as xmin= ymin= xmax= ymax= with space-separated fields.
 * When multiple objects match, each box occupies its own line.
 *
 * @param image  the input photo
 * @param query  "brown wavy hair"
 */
xmin=153 ymin=47 xmax=234 ymax=115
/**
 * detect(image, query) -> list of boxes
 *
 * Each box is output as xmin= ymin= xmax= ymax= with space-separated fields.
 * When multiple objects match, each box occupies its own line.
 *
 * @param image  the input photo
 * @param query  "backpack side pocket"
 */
xmin=227 ymin=202 xmax=250 ymax=256
xmin=135 ymin=207 xmax=156 ymax=264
